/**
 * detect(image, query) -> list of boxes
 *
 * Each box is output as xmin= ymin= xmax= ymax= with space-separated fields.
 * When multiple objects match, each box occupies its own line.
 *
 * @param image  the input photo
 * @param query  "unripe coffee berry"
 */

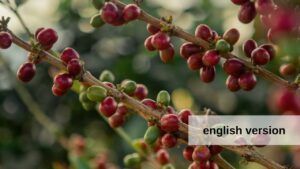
xmin=238 ymin=72 xmax=257 ymax=91
xmin=279 ymin=63 xmax=296 ymax=76
xmin=144 ymin=36 xmax=156 ymax=51
xmin=260 ymin=44 xmax=276 ymax=60
xmin=0 ymin=31 xmax=13 ymax=49
xmin=251 ymin=47 xmax=270 ymax=65
xmin=17 ymin=62 xmax=36 ymax=83
xmin=147 ymin=24 xmax=160 ymax=34
xmin=192 ymin=146 xmax=211 ymax=162
xmin=144 ymin=126 xmax=160 ymax=145
xmin=122 ymin=4 xmax=141 ymax=21
xmin=178 ymin=109 xmax=192 ymax=124
xmin=160 ymin=114 xmax=179 ymax=132
xmin=159 ymin=44 xmax=175 ymax=63
xmin=231 ymin=0 xmax=249 ymax=5
xmin=162 ymin=164 xmax=175 ymax=169
xmin=67 ymin=59 xmax=82 ymax=77
xmin=99 ymin=70 xmax=115 ymax=82
xmin=238 ymin=2 xmax=256 ymax=24
xmin=99 ymin=96 xmax=117 ymax=117
xmin=243 ymin=39 xmax=257 ymax=58
xmin=183 ymin=146 xmax=194 ymax=161
xmin=156 ymin=90 xmax=171 ymax=106
xmin=101 ymin=2 xmax=119 ymax=24
xmin=60 ymin=47 xmax=80 ymax=64
xmin=200 ymin=66 xmax=216 ymax=83
xmin=121 ymin=80 xmax=137 ymax=95
xmin=202 ymin=50 xmax=220 ymax=66
xmin=134 ymin=84 xmax=148 ymax=100
xmin=180 ymin=42 xmax=202 ymax=59
xmin=156 ymin=149 xmax=170 ymax=165
xmin=195 ymin=24 xmax=213 ymax=41
xmin=87 ymin=85 xmax=107 ymax=102
xmin=108 ymin=112 xmax=125 ymax=128
xmin=222 ymin=58 xmax=245 ymax=77
xmin=216 ymin=39 xmax=231 ymax=53
xmin=90 ymin=14 xmax=105 ymax=28
xmin=223 ymin=28 xmax=240 ymax=45
xmin=187 ymin=53 xmax=203 ymax=70
xmin=226 ymin=75 xmax=240 ymax=92
xmin=123 ymin=153 xmax=142 ymax=168
xmin=161 ymin=133 xmax=177 ymax=148
xmin=142 ymin=98 xmax=158 ymax=109
xmin=52 ymin=85 xmax=66 ymax=96
xmin=54 ymin=73 xmax=73 ymax=91
xmin=151 ymin=32 xmax=171 ymax=50
xmin=37 ymin=28 xmax=58 ymax=47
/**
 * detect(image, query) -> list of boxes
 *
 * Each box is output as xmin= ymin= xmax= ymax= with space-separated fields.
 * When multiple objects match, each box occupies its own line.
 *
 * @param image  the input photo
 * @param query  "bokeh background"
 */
xmin=0 ymin=0 xmax=299 ymax=169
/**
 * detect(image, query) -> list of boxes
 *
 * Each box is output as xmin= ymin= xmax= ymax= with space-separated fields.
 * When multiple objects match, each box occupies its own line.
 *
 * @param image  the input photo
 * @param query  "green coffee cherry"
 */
xmin=92 ymin=0 xmax=104 ymax=9
xmin=79 ymin=85 xmax=88 ymax=92
xmin=79 ymin=92 xmax=90 ymax=103
xmin=90 ymin=14 xmax=105 ymax=28
xmin=216 ymin=39 xmax=231 ymax=53
xmin=132 ymin=139 xmax=148 ymax=154
xmin=123 ymin=153 xmax=142 ymax=168
xmin=122 ymin=80 xmax=137 ymax=95
xmin=144 ymin=126 xmax=160 ymax=145
xmin=99 ymin=70 xmax=115 ymax=82
xmin=86 ymin=85 xmax=107 ymax=102
xmin=81 ymin=102 xmax=96 ymax=111
xmin=156 ymin=90 xmax=170 ymax=106
xmin=162 ymin=164 xmax=175 ymax=169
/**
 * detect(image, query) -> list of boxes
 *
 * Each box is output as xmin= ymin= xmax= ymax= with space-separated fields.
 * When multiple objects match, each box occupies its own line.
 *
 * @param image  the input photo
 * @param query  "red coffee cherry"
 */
xmin=67 ymin=59 xmax=82 ymax=77
xmin=238 ymin=2 xmax=257 ymax=24
xmin=202 ymin=50 xmax=220 ymax=66
xmin=279 ymin=63 xmax=297 ymax=76
xmin=211 ymin=31 xmax=219 ymax=41
xmin=160 ymin=114 xmax=179 ymax=132
xmin=180 ymin=42 xmax=203 ymax=59
xmin=222 ymin=58 xmax=245 ymax=77
xmin=260 ymin=44 xmax=276 ymax=60
xmin=60 ymin=47 xmax=80 ymax=64
xmin=251 ymin=47 xmax=270 ymax=65
xmin=103 ymin=81 xmax=116 ymax=88
xmin=156 ymin=149 xmax=170 ymax=165
xmin=99 ymin=96 xmax=118 ymax=117
xmin=34 ymin=27 xmax=44 ymax=39
xmin=147 ymin=24 xmax=160 ymax=34
xmin=243 ymin=39 xmax=257 ymax=58
xmin=37 ymin=28 xmax=58 ymax=47
xmin=144 ymin=36 xmax=156 ymax=51
xmin=54 ymin=73 xmax=73 ymax=91
xmin=52 ymin=85 xmax=66 ymax=96
xmin=110 ymin=12 xmax=126 ymax=26
xmin=187 ymin=53 xmax=203 ymax=70
xmin=192 ymin=146 xmax=211 ymax=162
xmin=231 ymin=0 xmax=249 ymax=5
xmin=195 ymin=24 xmax=213 ymax=41
xmin=267 ymin=28 xmax=281 ymax=44
xmin=255 ymin=0 xmax=275 ymax=15
xmin=17 ymin=62 xmax=36 ymax=82
xmin=226 ymin=75 xmax=240 ymax=92
xmin=101 ymin=2 xmax=119 ymax=24
xmin=178 ymin=109 xmax=192 ymax=124
xmin=0 ymin=31 xmax=13 ymax=49
xmin=134 ymin=84 xmax=148 ymax=100
xmin=223 ymin=28 xmax=240 ymax=45
xmin=238 ymin=72 xmax=257 ymax=91
xmin=116 ymin=103 xmax=128 ymax=116
xmin=108 ymin=112 xmax=125 ymax=128
xmin=183 ymin=146 xmax=194 ymax=161
xmin=151 ymin=32 xmax=171 ymax=50
xmin=209 ymin=145 xmax=223 ymax=156
xmin=166 ymin=106 xmax=176 ymax=114
xmin=161 ymin=133 xmax=177 ymax=148
xmin=200 ymin=66 xmax=216 ymax=83
xmin=142 ymin=98 xmax=158 ymax=109
xmin=159 ymin=44 xmax=175 ymax=63
xmin=122 ymin=4 xmax=141 ymax=21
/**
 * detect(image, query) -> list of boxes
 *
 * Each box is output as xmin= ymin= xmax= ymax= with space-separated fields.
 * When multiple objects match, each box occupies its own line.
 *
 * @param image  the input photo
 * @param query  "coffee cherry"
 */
xmin=37 ymin=28 xmax=58 ymax=47
xmin=192 ymin=146 xmax=211 ymax=162
xmin=99 ymin=96 xmax=118 ymax=117
xmin=200 ymin=66 xmax=216 ymax=83
xmin=255 ymin=0 xmax=275 ymax=15
xmin=142 ymin=98 xmax=158 ymax=109
xmin=159 ymin=44 xmax=175 ymax=63
xmin=108 ymin=112 xmax=125 ymax=128
xmin=134 ymin=84 xmax=148 ymax=100
xmin=60 ymin=48 xmax=80 ymax=64
xmin=52 ymin=85 xmax=66 ymax=96
xmin=178 ymin=109 xmax=192 ymax=124
xmin=202 ymin=50 xmax=220 ymax=66
xmin=243 ymin=39 xmax=257 ymax=58
xmin=121 ymin=80 xmax=137 ymax=95
xmin=251 ymin=47 xmax=270 ymax=65
xmin=238 ymin=72 xmax=257 ymax=91
xmin=17 ymin=62 xmax=36 ymax=83
xmin=260 ymin=44 xmax=276 ymax=60
xmin=162 ymin=164 xmax=175 ymax=169
xmin=110 ymin=11 xmax=126 ymax=26
xmin=160 ymin=114 xmax=179 ymax=132
xmin=223 ymin=28 xmax=240 ymax=45
xmin=81 ymin=101 xmax=96 ymax=111
xmin=180 ymin=42 xmax=202 ymax=60
xmin=34 ymin=28 xmax=44 ymax=39
xmin=209 ymin=145 xmax=223 ymax=156
xmin=54 ymin=73 xmax=73 ymax=91
xmin=189 ymin=161 xmax=208 ymax=169
xmin=124 ymin=153 xmax=142 ymax=168
xmin=103 ymin=81 xmax=116 ymax=88
xmin=101 ymin=2 xmax=119 ymax=24
xmin=267 ymin=29 xmax=280 ymax=44
xmin=132 ymin=139 xmax=148 ymax=154
xmin=99 ymin=70 xmax=115 ymax=82
xmin=0 ymin=32 xmax=12 ymax=49
xmin=144 ymin=126 xmax=160 ymax=145
xmin=215 ymin=39 xmax=231 ymax=53
xmin=147 ymin=24 xmax=160 ymax=34
xmin=151 ymin=32 xmax=171 ymax=50
xmin=279 ymin=63 xmax=297 ymax=76
xmin=156 ymin=149 xmax=170 ymax=165
xmin=238 ymin=2 xmax=256 ymax=24
xmin=211 ymin=31 xmax=219 ymax=40
xmin=67 ymin=59 xmax=82 ymax=77
xmin=187 ymin=53 xmax=203 ymax=70
xmin=161 ymin=133 xmax=177 ymax=148
xmin=92 ymin=0 xmax=104 ymax=9
xmin=90 ymin=14 xmax=105 ymax=28
xmin=116 ymin=103 xmax=128 ymax=116
xmin=183 ymin=146 xmax=194 ymax=161
xmin=157 ymin=90 xmax=171 ymax=106
xmin=166 ymin=106 xmax=175 ymax=114
xmin=231 ymin=0 xmax=249 ymax=5
xmin=87 ymin=85 xmax=107 ymax=102
xmin=144 ymin=36 xmax=156 ymax=51
xmin=195 ymin=24 xmax=213 ymax=41
xmin=226 ymin=75 xmax=240 ymax=92
xmin=123 ymin=4 xmax=141 ymax=21
xmin=222 ymin=58 xmax=245 ymax=77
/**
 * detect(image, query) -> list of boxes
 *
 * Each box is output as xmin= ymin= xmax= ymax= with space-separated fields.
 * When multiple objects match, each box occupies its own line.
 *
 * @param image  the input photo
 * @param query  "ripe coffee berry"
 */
xmin=156 ymin=149 xmax=170 ymax=165
xmin=200 ymin=66 xmax=216 ymax=83
xmin=178 ymin=109 xmax=192 ymax=124
xmin=226 ymin=75 xmax=240 ymax=92
xmin=151 ymin=32 xmax=171 ymax=50
xmin=161 ymin=133 xmax=177 ymax=148
xmin=101 ymin=2 xmax=119 ymax=24
xmin=34 ymin=27 xmax=44 ymax=38
xmin=17 ymin=62 xmax=36 ymax=82
xmin=202 ymin=50 xmax=220 ymax=66
xmin=142 ymin=98 xmax=158 ymax=109
xmin=54 ymin=73 xmax=73 ymax=91
xmin=209 ymin=145 xmax=223 ymax=156
xmin=183 ymin=146 xmax=194 ymax=161
xmin=195 ymin=24 xmax=213 ymax=41
xmin=37 ymin=28 xmax=58 ymax=47
xmin=231 ymin=0 xmax=249 ymax=5
xmin=238 ymin=72 xmax=257 ymax=91
xmin=159 ymin=44 xmax=175 ymax=63
xmin=144 ymin=36 xmax=156 ymax=51
xmin=251 ymin=47 xmax=270 ymax=65
xmin=192 ymin=146 xmax=211 ymax=162
xmin=0 ymin=32 xmax=13 ymax=49
xmin=238 ymin=2 xmax=257 ymax=24
xmin=255 ymin=0 xmax=275 ymax=15
xmin=260 ymin=44 xmax=276 ymax=60
xmin=166 ymin=106 xmax=175 ymax=114
xmin=180 ymin=42 xmax=202 ymax=59
xmin=223 ymin=28 xmax=240 ymax=45
xmin=243 ymin=39 xmax=257 ymax=58
xmin=134 ymin=84 xmax=148 ymax=100
xmin=60 ymin=48 xmax=80 ymax=64
xmin=99 ymin=96 xmax=118 ymax=117
xmin=279 ymin=63 xmax=296 ymax=76
xmin=116 ymin=103 xmax=128 ymax=116
xmin=67 ymin=59 xmax=82 ymax=77
xmin=187 ymin=53 xmax=203 ymax=70
xmin=108 ymin=112 xmax=125 ymax=128
xmin=103 ymin=81 xmax=116 ymax=88
xmin=123 ymin=4 xmax=141 ymax=21
xmin=222 ymin=58 xmax=245 ymax=77
xmin=147 ymin=24 xmax=160 ymax=34
xmin=52 ymin=85 xmax=66 ymax=96
xmin=160 ymin=114 xmax=179 ymax=132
